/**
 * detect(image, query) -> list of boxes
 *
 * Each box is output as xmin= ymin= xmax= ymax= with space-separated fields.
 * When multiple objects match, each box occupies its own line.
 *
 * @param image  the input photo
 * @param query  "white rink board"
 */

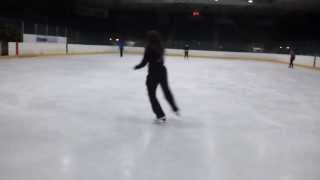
xmin=68 ymin=44 xmax=117 ymax=54
xmin=8 ymin=43 xmax=317 ymax=68
xmin=23 ymin=34 xmax=67 ymax=44
xmin=9 ymin=42 xmax=66 ymax=56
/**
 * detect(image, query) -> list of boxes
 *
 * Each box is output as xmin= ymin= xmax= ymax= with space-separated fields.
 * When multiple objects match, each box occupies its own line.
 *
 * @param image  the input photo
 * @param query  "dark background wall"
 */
xmin=1 ymin=0 xmax=319 ymax=54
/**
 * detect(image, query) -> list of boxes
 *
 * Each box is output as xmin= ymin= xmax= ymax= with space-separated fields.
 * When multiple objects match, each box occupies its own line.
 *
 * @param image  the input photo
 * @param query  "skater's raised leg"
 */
xmin=160 ymin=68 xmax=179 ymax=113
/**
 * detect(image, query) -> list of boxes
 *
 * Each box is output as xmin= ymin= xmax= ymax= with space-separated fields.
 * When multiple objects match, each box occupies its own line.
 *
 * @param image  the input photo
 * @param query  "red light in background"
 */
xmin=192 ymin=10 xmax=200 ymax=16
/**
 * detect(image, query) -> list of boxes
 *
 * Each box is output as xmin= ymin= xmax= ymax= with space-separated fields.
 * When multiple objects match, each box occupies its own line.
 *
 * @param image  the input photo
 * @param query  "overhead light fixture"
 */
xmin=248 ymin=0 xmax=253 ymax=3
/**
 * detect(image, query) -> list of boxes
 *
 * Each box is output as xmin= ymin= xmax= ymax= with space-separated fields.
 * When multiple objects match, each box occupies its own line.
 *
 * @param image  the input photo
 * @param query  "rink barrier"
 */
xmin=67 ymin=44 xmax=117 ymax=54
xmin=7 ymin=42 xmax=319 ymax=70
xmin=8 ymin=43 xmax=118 ymax=56
xmin=125 ymin=47 xmax=317 ymax=68
xmin=9 ymin=42 xmax=66 ymax=56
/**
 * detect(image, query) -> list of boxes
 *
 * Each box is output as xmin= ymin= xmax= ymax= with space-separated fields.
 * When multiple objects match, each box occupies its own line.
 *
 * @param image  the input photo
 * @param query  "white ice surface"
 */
xmin=0 ymin=54 xmax=320 ymax=180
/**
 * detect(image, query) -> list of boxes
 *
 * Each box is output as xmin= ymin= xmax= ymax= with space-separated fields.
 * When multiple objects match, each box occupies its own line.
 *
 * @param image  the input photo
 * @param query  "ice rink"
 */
xmin=0 ymin=54 xmax=320 ymax=180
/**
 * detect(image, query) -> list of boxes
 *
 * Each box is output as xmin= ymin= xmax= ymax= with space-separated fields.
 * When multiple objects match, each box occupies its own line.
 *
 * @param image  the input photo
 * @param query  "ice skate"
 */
xmin=154 ymin=116 xmax=166 ymax=124
xmin=173 ymin=110 xmax=180 ymax=117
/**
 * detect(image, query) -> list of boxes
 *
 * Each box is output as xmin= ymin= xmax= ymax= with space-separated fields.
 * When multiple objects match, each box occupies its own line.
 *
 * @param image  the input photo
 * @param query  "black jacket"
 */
xmin=184 ymin=45 xmax=190 ymax=51
xmin=135 ymin=45 xmax=165 ymax=74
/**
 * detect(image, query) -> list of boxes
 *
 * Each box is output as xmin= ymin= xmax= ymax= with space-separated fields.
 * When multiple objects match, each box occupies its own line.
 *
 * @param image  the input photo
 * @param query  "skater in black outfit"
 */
xmin=118 ymin=38 xmax=125 ymax=57
xmin=134 ymin=31 xmax=179 ymax=122
xmin=289 ymin=49 xmax=295 ymax=68
xmin=184 ymin=44 xmax=190 ymax=59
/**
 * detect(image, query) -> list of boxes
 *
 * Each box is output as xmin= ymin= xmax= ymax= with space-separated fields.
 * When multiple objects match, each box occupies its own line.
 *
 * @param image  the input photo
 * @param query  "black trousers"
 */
xmin=289 ymin=58 xmax=294 ymax=68
xmin=120 ymin=48 xmax=124 ymax=57
xmin=146 ymin=67 xmax=178 ymax=118
xmin=184 ymin=51 xmax=189 ymax=58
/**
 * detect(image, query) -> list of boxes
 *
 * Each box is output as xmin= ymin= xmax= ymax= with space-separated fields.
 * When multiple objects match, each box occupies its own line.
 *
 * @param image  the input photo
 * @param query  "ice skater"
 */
xmin=134 ymin=31 xmax=179 ymax=123
xmin=184 ymin=44 xmax=190 ymax=59
xmin=118 ymin=38 xmax=125 ymax=57
xmin=289 ymin=48 xmax=295 ymax=68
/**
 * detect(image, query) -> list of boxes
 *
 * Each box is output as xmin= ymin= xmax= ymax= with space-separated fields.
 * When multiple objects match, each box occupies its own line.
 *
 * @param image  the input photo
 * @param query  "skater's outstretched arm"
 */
xmin=134 ymin=48 xmax=149 ymax=70
xmin=134 ymin=59 xmax=147 ymax=70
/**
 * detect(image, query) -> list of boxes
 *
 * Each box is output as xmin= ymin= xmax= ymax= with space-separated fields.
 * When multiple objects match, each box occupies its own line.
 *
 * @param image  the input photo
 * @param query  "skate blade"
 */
xmin=153 ymin=119 xmax=166 ymax=125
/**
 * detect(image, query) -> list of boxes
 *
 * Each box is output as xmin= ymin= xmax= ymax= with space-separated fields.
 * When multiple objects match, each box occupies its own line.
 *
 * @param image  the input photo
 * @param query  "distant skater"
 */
xmin=118 ymin=38 xmax=125 ymax=57
xmin=184 ymin=44 xmax=190 ymax=59
xmin=134 ymin=31 xmax=179 ymax=123
xmin=289 ymin=49 xmax=295 ymax=68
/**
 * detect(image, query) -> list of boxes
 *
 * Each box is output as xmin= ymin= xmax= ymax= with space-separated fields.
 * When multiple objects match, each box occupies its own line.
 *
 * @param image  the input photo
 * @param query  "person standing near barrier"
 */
xmin=184 ymin=44 xmax=190 ymax=59
xmin=134 ymin=30 xmax=180 ymax=123
xmin=289 ymin=49 xmax=295 ymax=68
xmin=118 ymin=38 xmax=125 ymax=57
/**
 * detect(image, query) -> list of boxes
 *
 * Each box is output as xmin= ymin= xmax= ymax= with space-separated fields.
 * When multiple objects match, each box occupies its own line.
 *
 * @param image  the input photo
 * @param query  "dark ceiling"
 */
xmin=80 ymin=0 xmax=318 ymax=6
xmin=73 ymin=0 xmax=320 ymax=17
xmin=1 ymin=0 xmax=320 ymax=18
xmin=75 ymin=0 xmax=320 ymax=10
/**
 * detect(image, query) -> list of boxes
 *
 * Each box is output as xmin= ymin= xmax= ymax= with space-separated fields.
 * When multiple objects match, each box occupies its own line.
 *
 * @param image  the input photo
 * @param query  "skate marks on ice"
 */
xmin=152 ymin=116 xmax=206 ymax=129
xmin=117 ymin=113 xmax=205 ymax=129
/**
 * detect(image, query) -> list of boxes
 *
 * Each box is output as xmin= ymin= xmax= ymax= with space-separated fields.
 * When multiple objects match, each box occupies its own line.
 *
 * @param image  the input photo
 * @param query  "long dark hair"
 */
xmin=146 ymin=30 xmax=164 ymax=56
